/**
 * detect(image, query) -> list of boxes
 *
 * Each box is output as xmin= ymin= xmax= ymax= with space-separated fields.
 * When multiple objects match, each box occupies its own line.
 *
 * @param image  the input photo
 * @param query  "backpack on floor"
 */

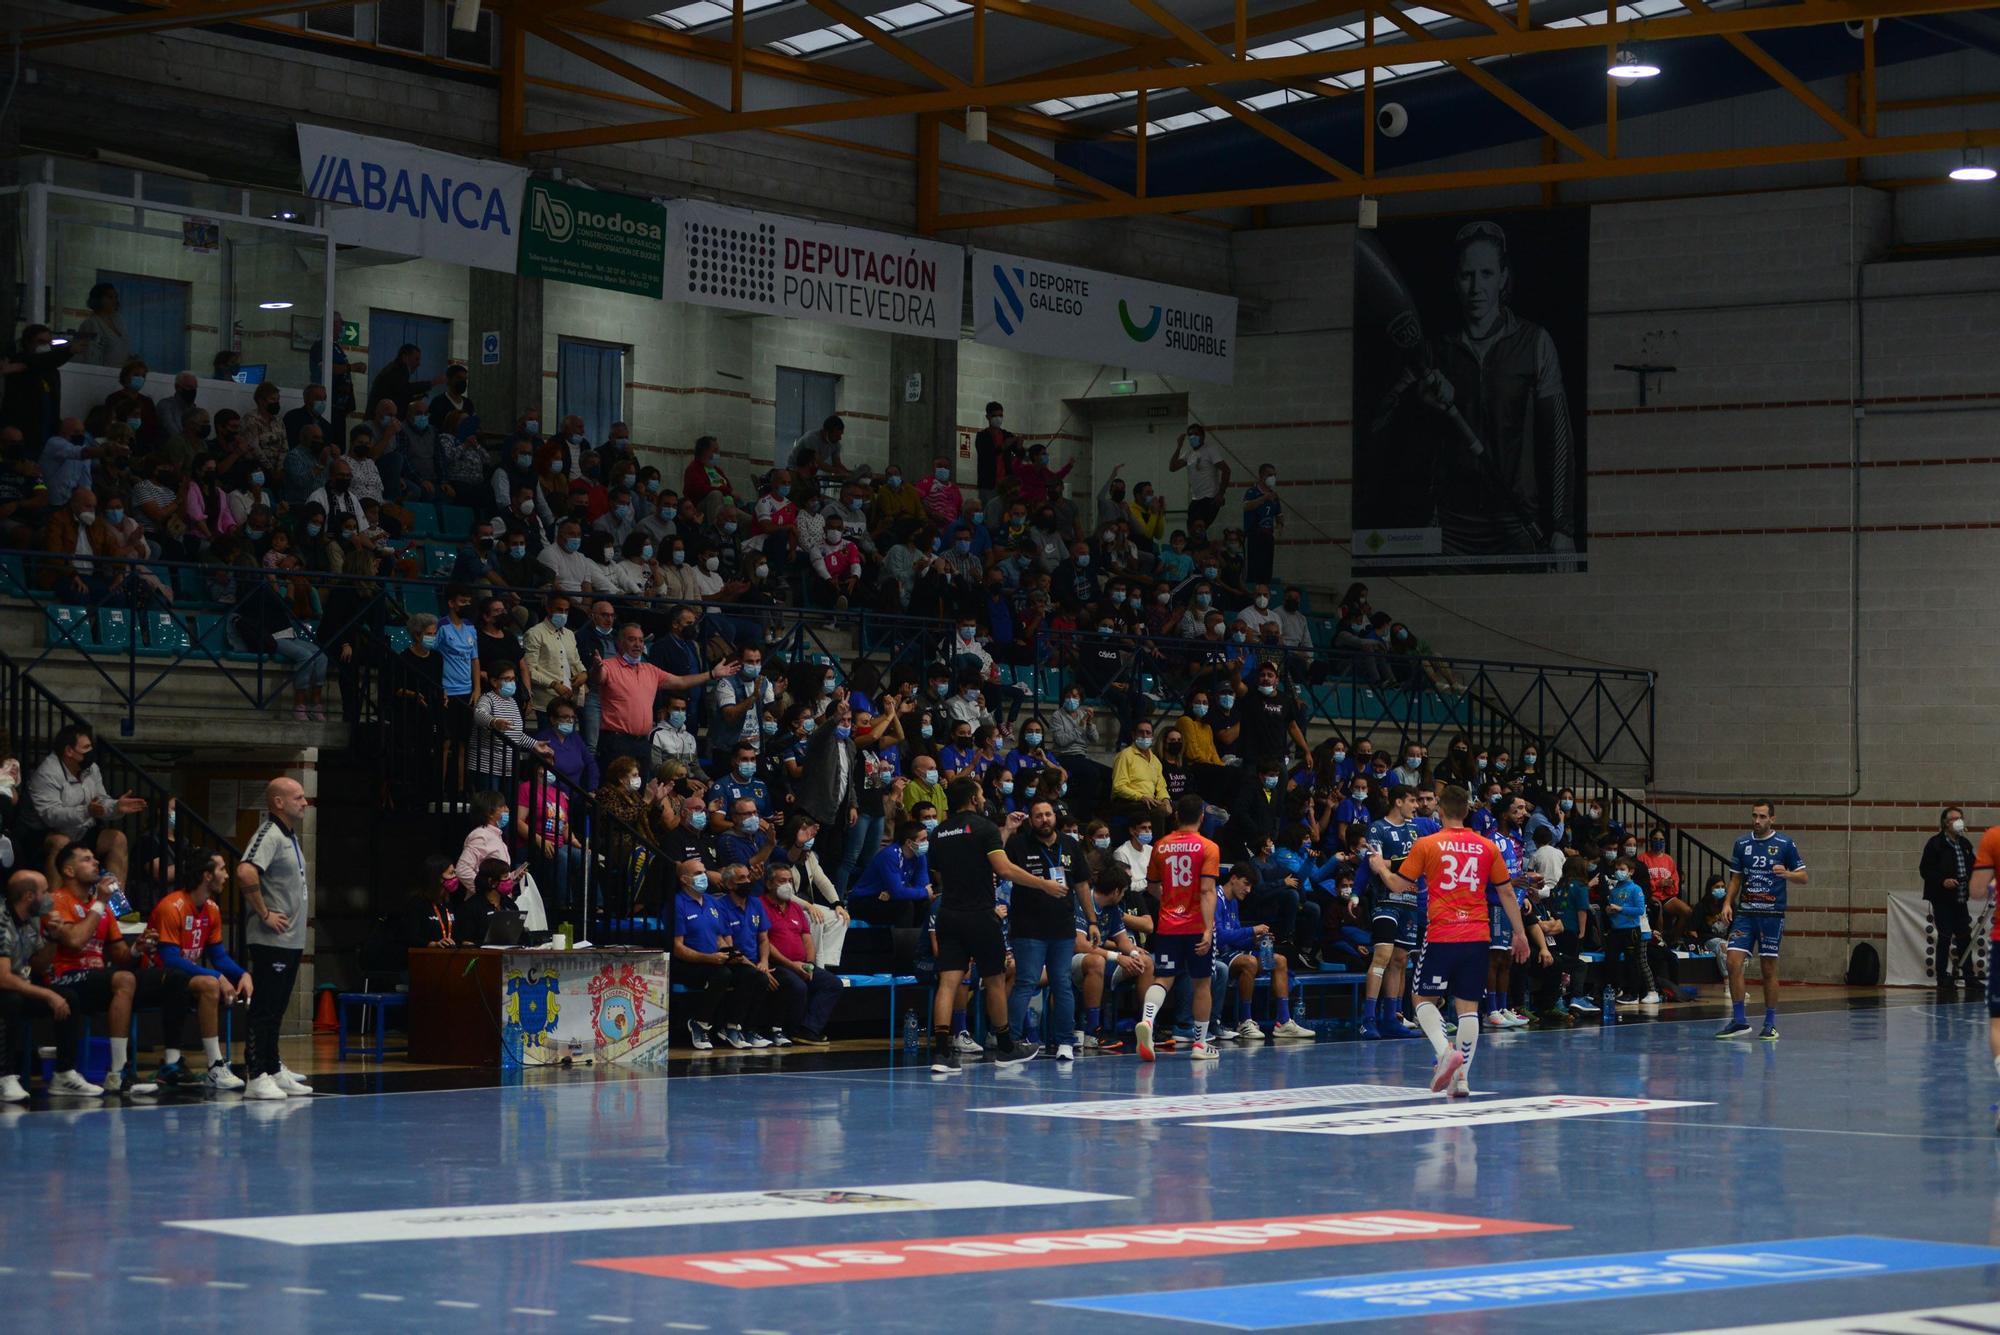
xmin=1845 ymin=942 xmax=1880 ymax=986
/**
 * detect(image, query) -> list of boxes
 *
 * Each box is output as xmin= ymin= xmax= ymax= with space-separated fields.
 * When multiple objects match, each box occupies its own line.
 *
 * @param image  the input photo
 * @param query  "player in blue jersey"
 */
xmin=1358 ymin=784 xmax=1424 ymax=1040
xmin=1715 ymin=800 xmax=1806 ymax=1040
xmin=1483 ymin=796 xmax=1533 ymax=1028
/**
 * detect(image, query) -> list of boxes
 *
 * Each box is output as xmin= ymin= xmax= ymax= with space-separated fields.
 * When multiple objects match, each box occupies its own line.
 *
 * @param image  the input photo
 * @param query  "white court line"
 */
xmin=206 ymin=1281 xmax=249 ymax=1290
xmin=360 ymin=1292 xmax=405 ymax=1302
xmin=436 ymin=1300 xmax=480 ymax=1309
xmin=1632 ymin=1116 xmax=1998 ymax=1144
xmin=663 ymin=1323 xmax=710 ymax=1330
xmin=127 ymin=1275 xmax=172 ymax=1285
xmin=49 ymin=1271 xmax=90 ymax=1280
xmin=282 ymin=1286 xmax=326 ymax=1296
xmin=513 ymin=1307 xmax=559 ymax=1317
xmin=586 ymin=1317 xmax=633 ymax=1325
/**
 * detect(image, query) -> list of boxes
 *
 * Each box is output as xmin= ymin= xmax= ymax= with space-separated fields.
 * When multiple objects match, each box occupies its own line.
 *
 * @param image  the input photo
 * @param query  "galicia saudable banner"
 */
xmin=1350 ymin=209 xmax=1589 ymax=574
xmin=295 ymin=125 xmax=529 ymax=274
xmin=518 ymin=179 xmax=665 ymax=298
xmin=971 ymin=250 xmax=1237 ymax=383
xmin=664 ymin=200 xmax=963 ymax=340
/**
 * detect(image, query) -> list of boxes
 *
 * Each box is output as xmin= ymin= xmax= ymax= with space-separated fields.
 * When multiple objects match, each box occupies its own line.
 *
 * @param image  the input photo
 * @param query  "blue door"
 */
xmin=98 ymin=270 xmax=190 ymax=373
xmin=557 ymin=339 xmax=626 ymax=447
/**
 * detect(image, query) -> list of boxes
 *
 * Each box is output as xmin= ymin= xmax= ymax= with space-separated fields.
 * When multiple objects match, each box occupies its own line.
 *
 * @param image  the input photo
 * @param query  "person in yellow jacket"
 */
xmin=1110 ymin=721 xmax=1173 ymax=826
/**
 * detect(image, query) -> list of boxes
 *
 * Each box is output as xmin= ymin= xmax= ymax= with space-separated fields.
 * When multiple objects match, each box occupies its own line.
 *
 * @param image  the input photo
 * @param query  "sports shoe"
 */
xmin=1358 ymin=1018 xmax=1382 ymax=1041
xmin=1272 ymin=1019 xmax=1315 ymax=1040
xmin=769 ymin=1029 xmax=793 ymax=1047
xmin=1714 ymin=1020 xmax=1752 ymax=1040
xmin=1384 ymin=1017 xmax=1424 ymax=1040
xmin=1296 ymin=948 xmax=1322 ymax=972
xmin=1505 ymin=1009 xmax=1533 ymax=1028
xmin=794 ymin=1031 xmax=830 ymax=1046
xmin=991 ymin=1041 xmax=1038 ymax=1067
xmin=954 ymin=1031 xmax=983 ymax=1054
xmin=205 ymin=1062 xmax=246 ymax=1091
xmin=51 ymin=1063 xmax=103 ymax=1095
xmin=275 ymin=1067 xmax=312 ymax=1095
xmin=1758 ymin=1024 xmax=1780 ymax=1041
xmin=241 ymin=1073 xmax=286 ymax=1101
xmin=1428 ymin=1048 xmax=1465 ymax=1094
xmin=719 ymin=1026 xmax=753 ymax=1050
xmin=687 ymin=1019 xmax=713 ymax=1051
xmin=1077 ymin=1034 xmax=1101 ymax=1051
xmin=1483 ymin=1011 xmax=1510 ymax=1029
xmin=1450 ymin=1070 xmax=1471 ymax=1099
xmin=1569 ymin=995 xmax=1599 ymax=1014
xmin=1056 ymin=1043 xmax=1075 ymax=1062
xmin=1135 ymin=1019 xmax=1156 ymax=1063
xmin=742 ymin=1030 xmax=774 ymax=1049
xmin=930 ymin=1042 xmax=962 ymax=1075
xmin=103 ymin=1071 xmax=159 ymax=1097
xmin=1190 ymin=1041 xmax=1220 ymax=1060
xmin=154 ymin=1060 xmax=190 ymax=1087
xmin=0 ymin=1074 xmax=26 ymax=1103
xmin=1641 ymin=991 xmax=1663 ymax=1005
xmin=1235 ymin=1019 xmax=1265 ymax=1041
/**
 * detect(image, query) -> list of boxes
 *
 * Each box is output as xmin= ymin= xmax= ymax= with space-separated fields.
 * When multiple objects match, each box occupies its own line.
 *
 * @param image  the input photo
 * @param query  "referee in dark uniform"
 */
xmin=925 ymin=778 xmax=1067 ymax=1074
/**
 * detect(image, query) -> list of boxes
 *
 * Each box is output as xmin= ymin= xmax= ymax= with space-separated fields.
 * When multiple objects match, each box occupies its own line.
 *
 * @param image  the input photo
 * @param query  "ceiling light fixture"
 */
xmin=1607 ymin=47 xmax=1660 ymax=83
xmin=965 ymin=107 xmax=988 ymax=142
xmin=1949 ymin=149 xmax=1996 ymax=182
xmin=259 ymin=301 xmax=295 ymax=310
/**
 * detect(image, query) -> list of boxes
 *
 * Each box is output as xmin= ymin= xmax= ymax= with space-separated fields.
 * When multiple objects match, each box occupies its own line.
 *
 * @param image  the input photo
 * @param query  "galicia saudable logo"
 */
xmin=1118 ymin=299 xmax=1162 ymax=342
xmin=992 ymin=264 xmax=1027 ymax=335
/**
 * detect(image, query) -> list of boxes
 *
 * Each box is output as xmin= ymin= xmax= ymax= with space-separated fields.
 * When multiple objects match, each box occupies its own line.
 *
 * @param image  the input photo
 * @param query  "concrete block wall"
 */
xmin=1219 ymin=185 xmax=2000 ymax=981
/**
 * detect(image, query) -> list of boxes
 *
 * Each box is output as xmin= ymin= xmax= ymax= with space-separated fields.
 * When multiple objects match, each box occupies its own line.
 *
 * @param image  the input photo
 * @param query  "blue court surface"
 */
xmin=11 ymin=994 xmax=1999 ymax=1333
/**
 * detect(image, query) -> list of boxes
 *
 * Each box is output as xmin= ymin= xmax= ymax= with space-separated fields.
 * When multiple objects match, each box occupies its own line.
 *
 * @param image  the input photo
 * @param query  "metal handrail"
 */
xmin=0 ymin=641 xmax=245 ymax=927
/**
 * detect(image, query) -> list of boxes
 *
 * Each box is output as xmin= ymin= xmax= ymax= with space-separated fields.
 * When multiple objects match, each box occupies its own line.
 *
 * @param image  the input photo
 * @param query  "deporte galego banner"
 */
xmin=296 ymin=125 xmax=529 ymax=274
xmin=972 ymin=249 xmax=1238 ymax=384
xmin=666 ymin=200 xmax=963 ymax=339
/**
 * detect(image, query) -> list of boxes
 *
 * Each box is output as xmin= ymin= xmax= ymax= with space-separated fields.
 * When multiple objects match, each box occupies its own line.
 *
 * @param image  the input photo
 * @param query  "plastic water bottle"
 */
xmin=1258 ymin=935 xmax=1275 ymax=974
xmin=99 ymin=874 xmax=134 ymax=922
xmin=1600 ymin=985 xmax=1617 ymax=1026
xmin=902 ymin=1008 xmax=919 ymax=1056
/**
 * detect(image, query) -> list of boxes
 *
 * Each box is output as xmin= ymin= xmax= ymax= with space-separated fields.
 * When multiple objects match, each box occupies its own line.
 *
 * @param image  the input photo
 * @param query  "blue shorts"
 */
xmin=1152 ymin=933 xmax=1213 ymax=981
xmin=1489 ymin=905 xmax=1514 ymax=951
xmin=1415 ymin=941 xmax=1489 ymax=1003
xmin=1988 ymin=939 xmax=1999 ymax=1018
xmin=1729 ymin=914 xmax=1784 ymax=958
xmin=1371 ymin=902 xmax=1419 ymax=951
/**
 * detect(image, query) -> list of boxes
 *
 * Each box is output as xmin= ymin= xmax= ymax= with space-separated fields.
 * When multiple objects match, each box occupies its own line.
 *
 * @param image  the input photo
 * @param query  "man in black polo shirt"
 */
xmin=1238 ymin=662 xmax=1309 ymax=771
xmin=926 ymin=778 xmax=1067 ymax=1074
xmin=1004 ymin=798 xmax=1088 ymax=1061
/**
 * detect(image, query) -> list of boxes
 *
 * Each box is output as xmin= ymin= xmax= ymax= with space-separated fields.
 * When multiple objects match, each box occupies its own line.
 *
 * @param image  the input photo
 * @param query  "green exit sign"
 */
xmin=339 ymin=320 xmax=360 ymax=346
xmin=1107 ymin=379 xmax=1138 ymax=395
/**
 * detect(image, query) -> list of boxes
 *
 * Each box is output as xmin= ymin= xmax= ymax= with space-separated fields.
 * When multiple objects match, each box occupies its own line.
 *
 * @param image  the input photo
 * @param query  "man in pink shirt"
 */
xmin=760 ymin=862 xmax=843 ymax=1044
xmin=590 ymin=622 xmax=739 ymax=773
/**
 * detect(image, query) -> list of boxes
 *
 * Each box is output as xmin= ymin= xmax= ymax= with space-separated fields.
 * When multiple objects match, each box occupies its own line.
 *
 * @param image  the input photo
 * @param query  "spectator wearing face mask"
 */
xmin=852 ymin=819 xmax=932 ymax=928
xmin=1920 ymin=806 xmax=1978 ymax=995
xmin=1637 ymin=827 xmax=1689 ymax=943
xmin=760 ymin=863 xmax=843 ymax=1043
xmin=1241 ymin=464 xmax=1284 ymax=584
xmin=534 ymin=697 xmax=598 ymax=794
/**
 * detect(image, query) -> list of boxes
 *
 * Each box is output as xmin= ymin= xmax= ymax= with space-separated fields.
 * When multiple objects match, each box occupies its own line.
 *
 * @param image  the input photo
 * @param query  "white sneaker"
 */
xmin=1450 ymin=1070 xmax=1471 ymax=1098
xmin=0 ymin=1074 xmax=27 ymax=1102
xmin=954 ymin=1031 xmax=983 ymax=1054
xmin=205 ymin=1062 xmax=246 ymax=1092
xmin=687 ymin=1019 xmax=713 ymax=1050
xmin=1056 ymin=1043 xmax=1075 ymax=1062
xmin=719 ymin=1026 xmax=752 ymax=1049
xmin=1503 ymin=1010 xmax=1531 ymax=1029
xmin=103 ymin=1071 xmax=159 ymax=1097
xmin=242 ymin=1073 xmax=287 ymax=1101
xmin=743 ymin=1030 xmax=773 ymax=1049
xmin=1483 ymin=1011 xmax=1509 ymax=1029
xmin=1641 ymin=991 xmax=1663 ymax=1005
xmin=1078 ymin=1034 xmax=1101 ymax=1050
xmin=769 ymin=1029 xmax=793 ymax=1047
xmin=275 ymin=1067 xmax=313 ymax=1096
xmin=1272 ymin=1019 xmax=1316 ymax=1040
xmin=1235 ymin=1019 xmax=1265 ymax=1041
xmin=50 ymin=1069 xmax=104 ymax=1097
xmin=1190 ymin=1041 xmax=1220 ymax=1060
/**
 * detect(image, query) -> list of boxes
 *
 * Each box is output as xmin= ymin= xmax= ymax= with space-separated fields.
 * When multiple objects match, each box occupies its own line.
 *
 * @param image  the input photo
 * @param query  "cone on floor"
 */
xmin=313 ymin=986 xmax=339 ymax=1034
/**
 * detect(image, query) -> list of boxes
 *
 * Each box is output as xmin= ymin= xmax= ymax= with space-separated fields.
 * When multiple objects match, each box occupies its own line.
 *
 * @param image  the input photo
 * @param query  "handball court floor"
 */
xmin=11 ymin=989 xmax=2000 ymax=1334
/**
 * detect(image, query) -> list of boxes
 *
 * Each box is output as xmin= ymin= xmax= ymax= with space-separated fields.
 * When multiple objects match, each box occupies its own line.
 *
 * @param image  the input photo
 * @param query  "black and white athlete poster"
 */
xmin=1351 ymin=208 xmax=1588 ymax=574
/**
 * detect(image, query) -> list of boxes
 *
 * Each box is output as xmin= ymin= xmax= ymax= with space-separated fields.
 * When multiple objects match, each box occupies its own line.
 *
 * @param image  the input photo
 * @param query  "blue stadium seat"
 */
xmin=45 ymin=604 xmax=93 ymax=649
xmin=402 ymin=583 xmax=439 ymax=617
xmin=424 ymin=545 xmax=457 ymax=578
xmin=0 ymin=552 xmax=27 ymax=597
xmin=139 ymin=611 xmax=193 ymax=657
xmin=437 ymin=505 xmax=475 ymax=538
xmin=194 ymin=613 xmax=260 ymax=663
xmin=96 ymin=606 xmax=134 ymax=652
xmin=386 ymin=626 xmax=412 ymax=655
